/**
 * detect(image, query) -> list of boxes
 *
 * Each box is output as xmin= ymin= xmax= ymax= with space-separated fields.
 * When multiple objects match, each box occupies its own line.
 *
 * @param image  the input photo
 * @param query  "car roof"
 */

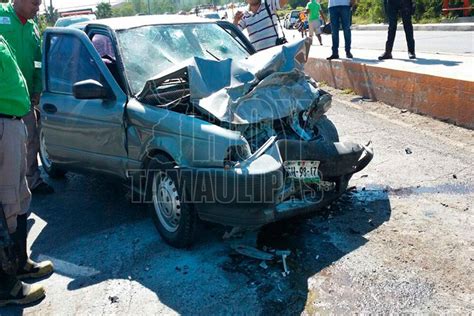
xmin=75 ymin=15 xmax=213 ymax=31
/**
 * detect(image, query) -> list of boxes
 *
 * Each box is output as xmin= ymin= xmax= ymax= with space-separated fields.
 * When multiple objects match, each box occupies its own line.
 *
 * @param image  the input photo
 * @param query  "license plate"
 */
xmin=283 ymin=160 xmax=320 ymax=181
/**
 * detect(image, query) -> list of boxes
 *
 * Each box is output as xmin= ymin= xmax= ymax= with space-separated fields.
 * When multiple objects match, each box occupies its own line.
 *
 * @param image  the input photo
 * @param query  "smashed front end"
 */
xmin=137 ymin=39 xmax=373 ymax=227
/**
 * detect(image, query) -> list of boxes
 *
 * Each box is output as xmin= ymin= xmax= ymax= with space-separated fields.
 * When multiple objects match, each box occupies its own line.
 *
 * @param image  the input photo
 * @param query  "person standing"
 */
xmin=233 ymin=0 xmax=289 ymax=52
xmin=306 ymin=0 xmax=326 ymax=46
xmin=378 ymin=0 xmax=416 ymax=60
xmin=0 ymin=0 xmax=54 ymax=195
xmin=0 ymin=35 xmax=53 ymax=307
xmin=296 ymin=11 xmax=308 ymax=38
xmin=327 ymin=0 xmax=354 ymax=60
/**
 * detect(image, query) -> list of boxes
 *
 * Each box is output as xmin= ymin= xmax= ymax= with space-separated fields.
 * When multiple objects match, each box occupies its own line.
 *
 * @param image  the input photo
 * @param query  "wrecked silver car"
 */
xmin=39 ymin=16 xmax=373 ymax=248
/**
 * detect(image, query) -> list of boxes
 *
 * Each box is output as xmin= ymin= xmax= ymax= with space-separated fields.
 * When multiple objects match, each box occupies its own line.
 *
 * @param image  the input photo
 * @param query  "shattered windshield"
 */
xmin=116 ymin=23 xmax=250 ymax=94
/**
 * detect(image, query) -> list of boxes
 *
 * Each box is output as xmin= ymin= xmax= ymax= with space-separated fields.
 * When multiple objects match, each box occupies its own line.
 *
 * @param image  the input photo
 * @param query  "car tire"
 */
xmin=315 ymin=115 xmax=339 ymax=142
xmin=39 ymin=129 xmax=67 ymax=178
xmin=146 ymin=154 xmax=197 ymax=248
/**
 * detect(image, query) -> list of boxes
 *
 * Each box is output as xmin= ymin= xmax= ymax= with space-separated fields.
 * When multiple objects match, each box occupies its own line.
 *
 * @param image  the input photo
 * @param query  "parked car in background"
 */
xmin=54 ymin=14 xmax=96 ymax=27
xmin=199 ymin=12 xmax=221 ymax=19
xmin=284 ymin=10 xmax=300 ymax=29
xmin=40 ymin=15 xmax=372 ymax=248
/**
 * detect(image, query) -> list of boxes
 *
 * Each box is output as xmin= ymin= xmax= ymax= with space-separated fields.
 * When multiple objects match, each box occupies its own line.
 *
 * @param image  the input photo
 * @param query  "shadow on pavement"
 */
xmin=1 ymin=172 xmax=391 ymax=315
xmin=348 ymin=57 xmax=461 ymax=67
xmin=398 ymin=57 xmax=462 ymax=67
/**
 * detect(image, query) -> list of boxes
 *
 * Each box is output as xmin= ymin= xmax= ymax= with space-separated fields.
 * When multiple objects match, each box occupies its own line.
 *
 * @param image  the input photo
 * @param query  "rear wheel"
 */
xmin=39 ymin=129 xmax=66 ymax=178
xmin=147 ymin=155 xmax=197 ymax=248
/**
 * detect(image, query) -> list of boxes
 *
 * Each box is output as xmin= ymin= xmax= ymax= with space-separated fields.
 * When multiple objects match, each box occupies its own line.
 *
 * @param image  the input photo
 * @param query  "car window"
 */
xmin=91 ymin=33 xmax=115 ymax=59
xmin=291 ymin=12 xmax=299 ymax=18
xmin=116 ymin=23 xmax=250 ymax=94
xmin=47 ymin=34 xmax=102 ymax=94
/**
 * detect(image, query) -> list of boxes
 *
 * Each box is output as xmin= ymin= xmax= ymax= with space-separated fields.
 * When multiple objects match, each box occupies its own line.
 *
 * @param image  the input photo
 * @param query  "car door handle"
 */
xmin=43 ymin=103 xmax=57 ymax=114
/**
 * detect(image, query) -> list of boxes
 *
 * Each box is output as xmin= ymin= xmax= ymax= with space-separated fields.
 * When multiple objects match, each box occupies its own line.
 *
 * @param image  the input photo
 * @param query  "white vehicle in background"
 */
xmin=54 ymin=14 xmax=96 ymax=27
xmin=284 ymin=10 xmax=300 ymax=29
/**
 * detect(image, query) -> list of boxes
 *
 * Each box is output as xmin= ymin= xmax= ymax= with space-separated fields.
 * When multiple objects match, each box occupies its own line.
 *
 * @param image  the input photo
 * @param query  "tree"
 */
xmin=288 ymin=0 xmax=307 ymax=8
xmin=45 ymin=5 xmax=59 ymax=24
xmin=112 ymin=2 xmax=136 ymax=17
xmin=96 ymin=2 xmax=113 ymax=19
xmin=132 ymin=0 xmax=144 ymax=14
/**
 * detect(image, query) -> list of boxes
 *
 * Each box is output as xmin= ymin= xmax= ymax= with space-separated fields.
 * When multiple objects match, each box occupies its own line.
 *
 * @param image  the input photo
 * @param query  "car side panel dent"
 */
xmin=125 ymin=99 xmax=247 ymax=168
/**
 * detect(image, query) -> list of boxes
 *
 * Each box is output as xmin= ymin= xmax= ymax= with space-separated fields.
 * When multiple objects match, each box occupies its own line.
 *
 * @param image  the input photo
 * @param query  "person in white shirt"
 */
xmin=233 ymin=0 xmax=289 ymax=52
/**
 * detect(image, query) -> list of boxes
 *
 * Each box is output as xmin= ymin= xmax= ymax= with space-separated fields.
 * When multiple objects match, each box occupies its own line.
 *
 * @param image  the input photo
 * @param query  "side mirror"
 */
xmin=73 ymin=79 xmax=109 ymax=100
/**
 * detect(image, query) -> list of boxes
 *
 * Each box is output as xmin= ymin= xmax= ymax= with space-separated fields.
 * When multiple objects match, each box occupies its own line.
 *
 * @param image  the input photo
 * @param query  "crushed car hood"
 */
xmin=139 ymin=39 xmax=321 ymax=124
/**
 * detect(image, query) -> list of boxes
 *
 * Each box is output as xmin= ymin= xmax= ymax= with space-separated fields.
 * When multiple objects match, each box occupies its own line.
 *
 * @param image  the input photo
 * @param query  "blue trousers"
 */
xmin=329 ymin=5 xmax=352 ymax=55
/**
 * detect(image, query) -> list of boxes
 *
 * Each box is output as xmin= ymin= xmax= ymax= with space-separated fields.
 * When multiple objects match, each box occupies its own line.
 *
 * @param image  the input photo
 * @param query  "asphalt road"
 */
xmin=286 ymin=29 xmax=474 ymax=55
xmin=1 ymin=90 xmax=473 ymax=314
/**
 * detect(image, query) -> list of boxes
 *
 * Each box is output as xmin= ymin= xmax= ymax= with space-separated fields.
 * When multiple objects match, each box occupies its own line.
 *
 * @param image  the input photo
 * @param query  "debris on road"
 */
xmin=233 ymin=245 xmax=274 ymax=261
xmin=108 ymin=296 xmax=119 ymax=304
xmin=223 ymin=227 xmax=244 ymax=240
xmin=175 ymin=265 xmax=190 ymax=275
xmin=276 ymin=250 xmax=291 ymax=276
xmin=405 ymin=148 xmax=413 ymax=154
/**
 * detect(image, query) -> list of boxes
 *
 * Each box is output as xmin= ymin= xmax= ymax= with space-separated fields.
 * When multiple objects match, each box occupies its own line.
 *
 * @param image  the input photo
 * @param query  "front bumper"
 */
xmin=180 ymin=139 xmax=373 ymax=227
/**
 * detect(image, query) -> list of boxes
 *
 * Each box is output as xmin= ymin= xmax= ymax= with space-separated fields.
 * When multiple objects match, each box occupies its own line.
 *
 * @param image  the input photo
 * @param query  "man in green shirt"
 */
xmin=306 ymin=0 xmax=326 ymax=46
xmin=0 ymin=35 xmax=49 ymax=307
xmin=0 ymin=0 xmax=54 ymax=195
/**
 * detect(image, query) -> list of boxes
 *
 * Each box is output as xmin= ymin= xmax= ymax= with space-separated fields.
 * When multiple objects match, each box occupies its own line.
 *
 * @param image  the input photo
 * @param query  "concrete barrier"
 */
xmin=305 ymin=58 xmax=474 ymax=129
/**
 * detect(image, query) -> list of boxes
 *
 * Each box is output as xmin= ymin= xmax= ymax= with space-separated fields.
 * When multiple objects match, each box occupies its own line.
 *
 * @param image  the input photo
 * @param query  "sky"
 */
xmin=40 ymin=0 xmax=126 ymax=12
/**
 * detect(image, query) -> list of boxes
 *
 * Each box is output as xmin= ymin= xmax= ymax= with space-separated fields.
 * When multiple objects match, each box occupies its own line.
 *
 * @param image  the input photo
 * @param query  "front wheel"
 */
xmin=147 ymin=155 xmax=197 ymax=248
xmin=315 ymin=115 xmax=339 ymax=143
xmin=39 ymin=129 xmax=66 ymax=178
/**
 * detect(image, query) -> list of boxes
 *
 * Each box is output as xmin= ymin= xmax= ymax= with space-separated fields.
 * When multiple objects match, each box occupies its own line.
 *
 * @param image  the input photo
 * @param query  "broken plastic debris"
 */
xmin=405 ymin=148 xmax=413 ymax=154
xmin=276 ymin=250 xmax=291 ymax=275
xmin=223 ymin=227 xmax=243 ymax=240
xmin=233 ymin=245 xmax=274 ymax=261
xmin=259 ymin=261 xmax=268 ymax=269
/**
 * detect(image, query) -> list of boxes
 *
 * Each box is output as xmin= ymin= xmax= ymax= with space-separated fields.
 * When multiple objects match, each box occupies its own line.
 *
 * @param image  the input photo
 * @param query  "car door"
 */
xmin=40 ymin=28 xmax=128 ymax=178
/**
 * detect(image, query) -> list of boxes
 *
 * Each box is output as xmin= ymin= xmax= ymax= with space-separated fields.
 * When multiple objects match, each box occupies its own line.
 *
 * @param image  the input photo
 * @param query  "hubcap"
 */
xmin=39 ymin=131 xmax=52 ymax=169
xmin=152 ymin=172 xmax=182 ymax=233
